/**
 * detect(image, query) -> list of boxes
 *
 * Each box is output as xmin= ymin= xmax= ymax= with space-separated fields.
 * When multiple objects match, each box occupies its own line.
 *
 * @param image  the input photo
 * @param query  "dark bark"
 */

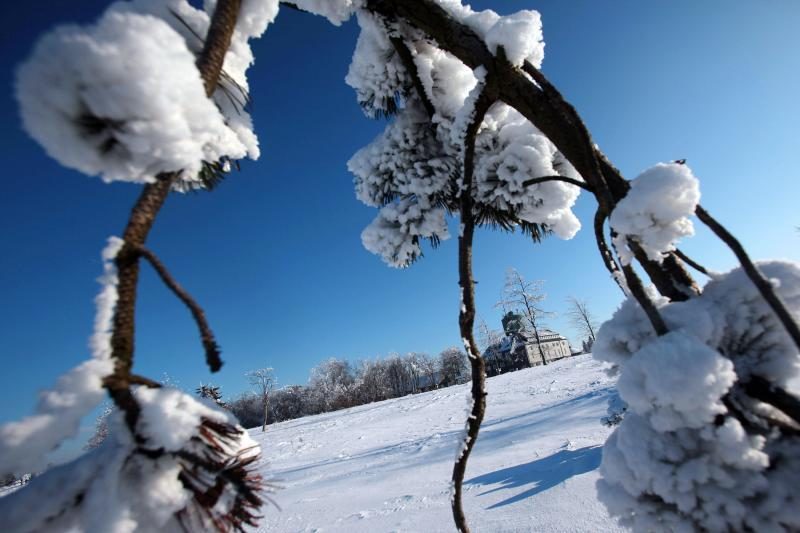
xmin=522 ymin=175 xmax=594 ymax=193
xmin=135 ymin=246 xmax=222 ymax=372
xmin=696 ymin=204 xmax=800 ymax=353
xmin=674 ymin=249 xmax=711 ymax=277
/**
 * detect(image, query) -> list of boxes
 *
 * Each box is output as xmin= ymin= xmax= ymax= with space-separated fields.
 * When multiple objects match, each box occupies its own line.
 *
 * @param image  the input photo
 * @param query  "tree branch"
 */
xmin=135 ymin=246 xmax=223 ymax=373
xmin=744 ymin=375 xmax=800 ymax=427
xmin=674 ymin=248 xmax=710 ymax=277
xmin=366 ymin=0 xmax=698 ymax=301
xmin=452 ymin=84 xmax=495 ymax=533
xmin=593 ymin=210 xmax=626 ymax=295
xmin=695 ymin=204 xmax=800 ymax=353
xmin=522 ymin=175 xmax=594 ymax=192
xmin=105 ymin=0 xmax=242 ymax=433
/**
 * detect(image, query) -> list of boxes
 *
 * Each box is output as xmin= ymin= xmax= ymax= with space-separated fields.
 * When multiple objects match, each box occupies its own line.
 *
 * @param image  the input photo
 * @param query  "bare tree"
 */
xmin=247 ymin=368 xmax=276 ymax=432
xmin=566 ymin=297 xmax=599 ymax=345
xmin=496 ymin=268 xmax=554 ymax=365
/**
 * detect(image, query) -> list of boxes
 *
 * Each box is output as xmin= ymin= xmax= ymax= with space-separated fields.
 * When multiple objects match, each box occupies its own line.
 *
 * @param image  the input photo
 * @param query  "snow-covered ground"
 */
xmin=251 ymin=354 xmax=623 ymax=532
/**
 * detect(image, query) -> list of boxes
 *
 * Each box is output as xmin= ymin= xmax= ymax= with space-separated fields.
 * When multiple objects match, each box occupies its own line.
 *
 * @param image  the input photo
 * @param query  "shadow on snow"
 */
xmin=466 ymin=446 xmax=602 ymax=509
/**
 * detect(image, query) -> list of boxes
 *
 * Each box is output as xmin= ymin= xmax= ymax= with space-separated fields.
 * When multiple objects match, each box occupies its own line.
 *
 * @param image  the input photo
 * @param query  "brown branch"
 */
xmin=696 ymin=204 xmax=800 ymax=353
xmin=105 ymin=0 xmax=242 ymax=433
xmin=451 ymin=81 xmax=496 ymax=533
xmin=674 ymin=248 xmax=710 ymax=277
xmin=135 ymin=246 xmax=223 ymax=373
xmin=744 ymin=376 xmax=800 ymax=427
xmin=522 ymin=175 xmax=594 ymax=193
xmin=196 ymin=0 xmax=243 ymax=96
xmin=594 ymin=210 xmax=626 ymax=295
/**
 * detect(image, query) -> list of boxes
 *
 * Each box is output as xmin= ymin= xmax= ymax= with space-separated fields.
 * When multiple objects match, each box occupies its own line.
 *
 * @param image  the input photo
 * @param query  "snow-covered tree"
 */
xmin=246 ymin=368 xmax=276 ymax=432
xmin=4 ymin=0 xmax=799 ymax=532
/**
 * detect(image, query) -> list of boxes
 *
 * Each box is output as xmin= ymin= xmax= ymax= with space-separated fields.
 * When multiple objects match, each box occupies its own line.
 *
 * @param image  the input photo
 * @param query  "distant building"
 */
xmin=484 ymin=329 xmax=572 ymax=377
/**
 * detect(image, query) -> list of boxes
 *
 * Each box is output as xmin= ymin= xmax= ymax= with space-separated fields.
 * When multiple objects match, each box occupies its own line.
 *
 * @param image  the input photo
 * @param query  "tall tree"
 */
xmin=565 ymin=297 xmax=599 ymax=344
xmin=496 ymin=268 xmax=554 ymax=365
xmin=246 ymin=368 xmax=276 ymax=432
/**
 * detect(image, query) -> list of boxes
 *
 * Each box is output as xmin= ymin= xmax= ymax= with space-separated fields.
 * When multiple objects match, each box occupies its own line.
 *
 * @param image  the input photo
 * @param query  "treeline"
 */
xmin=228 ymin=348 xmax=470 ymax=429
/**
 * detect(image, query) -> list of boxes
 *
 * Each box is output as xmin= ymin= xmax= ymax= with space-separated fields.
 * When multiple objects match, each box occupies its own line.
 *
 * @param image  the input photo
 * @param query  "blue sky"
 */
xmin=1 ymin=0 xmax=798 ymax=444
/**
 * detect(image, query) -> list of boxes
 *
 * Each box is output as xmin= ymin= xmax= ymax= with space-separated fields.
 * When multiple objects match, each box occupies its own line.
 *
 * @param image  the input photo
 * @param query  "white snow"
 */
xmin=249 ymin=355 xmax=623 ymax=532
xmin=16 ymin=9 xmax=249 ymax=186
xmin=292 ymin=0 xmax=362 ymax=26
xmin=609 ymin=163 xmax=700 ymax=264
xmin=594 ymin=261 xmax=800 ymax=532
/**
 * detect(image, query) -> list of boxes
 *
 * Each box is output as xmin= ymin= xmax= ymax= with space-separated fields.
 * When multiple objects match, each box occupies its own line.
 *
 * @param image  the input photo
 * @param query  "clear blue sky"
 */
xmin=1 ymin=0 xmax=799 ymax=439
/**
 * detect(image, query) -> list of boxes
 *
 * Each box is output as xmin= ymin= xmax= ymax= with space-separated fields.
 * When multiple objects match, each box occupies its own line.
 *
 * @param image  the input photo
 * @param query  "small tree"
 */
xmin=565 ymin=297 xmax=599 ymax=345
xmin=246 ymin=368 xmax=276 ymax=432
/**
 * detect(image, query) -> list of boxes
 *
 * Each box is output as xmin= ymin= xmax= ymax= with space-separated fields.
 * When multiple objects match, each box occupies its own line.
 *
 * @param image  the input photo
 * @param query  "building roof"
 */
xmin=485 ymin=329 xmax=568 ymax=358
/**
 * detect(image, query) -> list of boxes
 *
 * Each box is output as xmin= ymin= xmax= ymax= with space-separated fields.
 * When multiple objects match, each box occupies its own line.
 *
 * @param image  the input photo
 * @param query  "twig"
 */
xmin=135 ymin=246 xmax=223 ymax=373
xmin=696 ymin=204 xmax=800 ymax=353
xmin=674 ymin=248 xmax=710 ymax=277
xmin=593 ymin=210 xmax=626 ymax=295
xmin=522 ymin=175 xmax=594 ymax=192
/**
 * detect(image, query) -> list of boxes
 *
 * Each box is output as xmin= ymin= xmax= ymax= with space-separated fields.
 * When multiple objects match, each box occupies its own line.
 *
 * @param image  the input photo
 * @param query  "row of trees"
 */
xmin=88 ymin=347 xmax=472 ymax=448
xmin=229 ymin=349 xmax=470 ymax=429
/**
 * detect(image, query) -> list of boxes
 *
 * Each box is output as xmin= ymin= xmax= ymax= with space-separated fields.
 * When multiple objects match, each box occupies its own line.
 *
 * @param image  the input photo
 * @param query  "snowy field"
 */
xmin=251 ymin=354 xmax=623 ymax=532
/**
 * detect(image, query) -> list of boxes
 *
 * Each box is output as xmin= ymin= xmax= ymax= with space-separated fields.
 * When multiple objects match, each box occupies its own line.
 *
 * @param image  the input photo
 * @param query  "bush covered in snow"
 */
xmin=594 ymin=262 xmax=800 ymax=532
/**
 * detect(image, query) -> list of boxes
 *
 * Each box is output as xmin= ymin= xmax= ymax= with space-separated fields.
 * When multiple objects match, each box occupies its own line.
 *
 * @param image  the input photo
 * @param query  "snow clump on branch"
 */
xmin=0 ymin=237 xmax=121 ymax=479
xmin=16 ymin=10 xmax=246 ymax=185
xmin=16 ymin=0 xmax=280 ymax=188
xmin=344 ymin=3 xmax=582 ymax=267
xmin=609 ymin=162 xmax=700 ymax=264
xmin=0 ymin=387 xmax=263 ymax=532
xmin=594 ymin=261 xmax=800 ymax=532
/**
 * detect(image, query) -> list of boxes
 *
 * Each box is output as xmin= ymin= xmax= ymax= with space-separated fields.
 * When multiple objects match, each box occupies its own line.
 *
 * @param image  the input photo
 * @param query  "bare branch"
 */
xmin=135 ymin=246 xmax=223 ymax=373
xmin=696 ymin=204 xmax=800 ymax=353
xmin=674 ymin=248 xmax=711 ymax=277
xmin=521 ymin=175 xmax=594 ymax=192
xmin=594 ymin=210 xmax=626 ymax=295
